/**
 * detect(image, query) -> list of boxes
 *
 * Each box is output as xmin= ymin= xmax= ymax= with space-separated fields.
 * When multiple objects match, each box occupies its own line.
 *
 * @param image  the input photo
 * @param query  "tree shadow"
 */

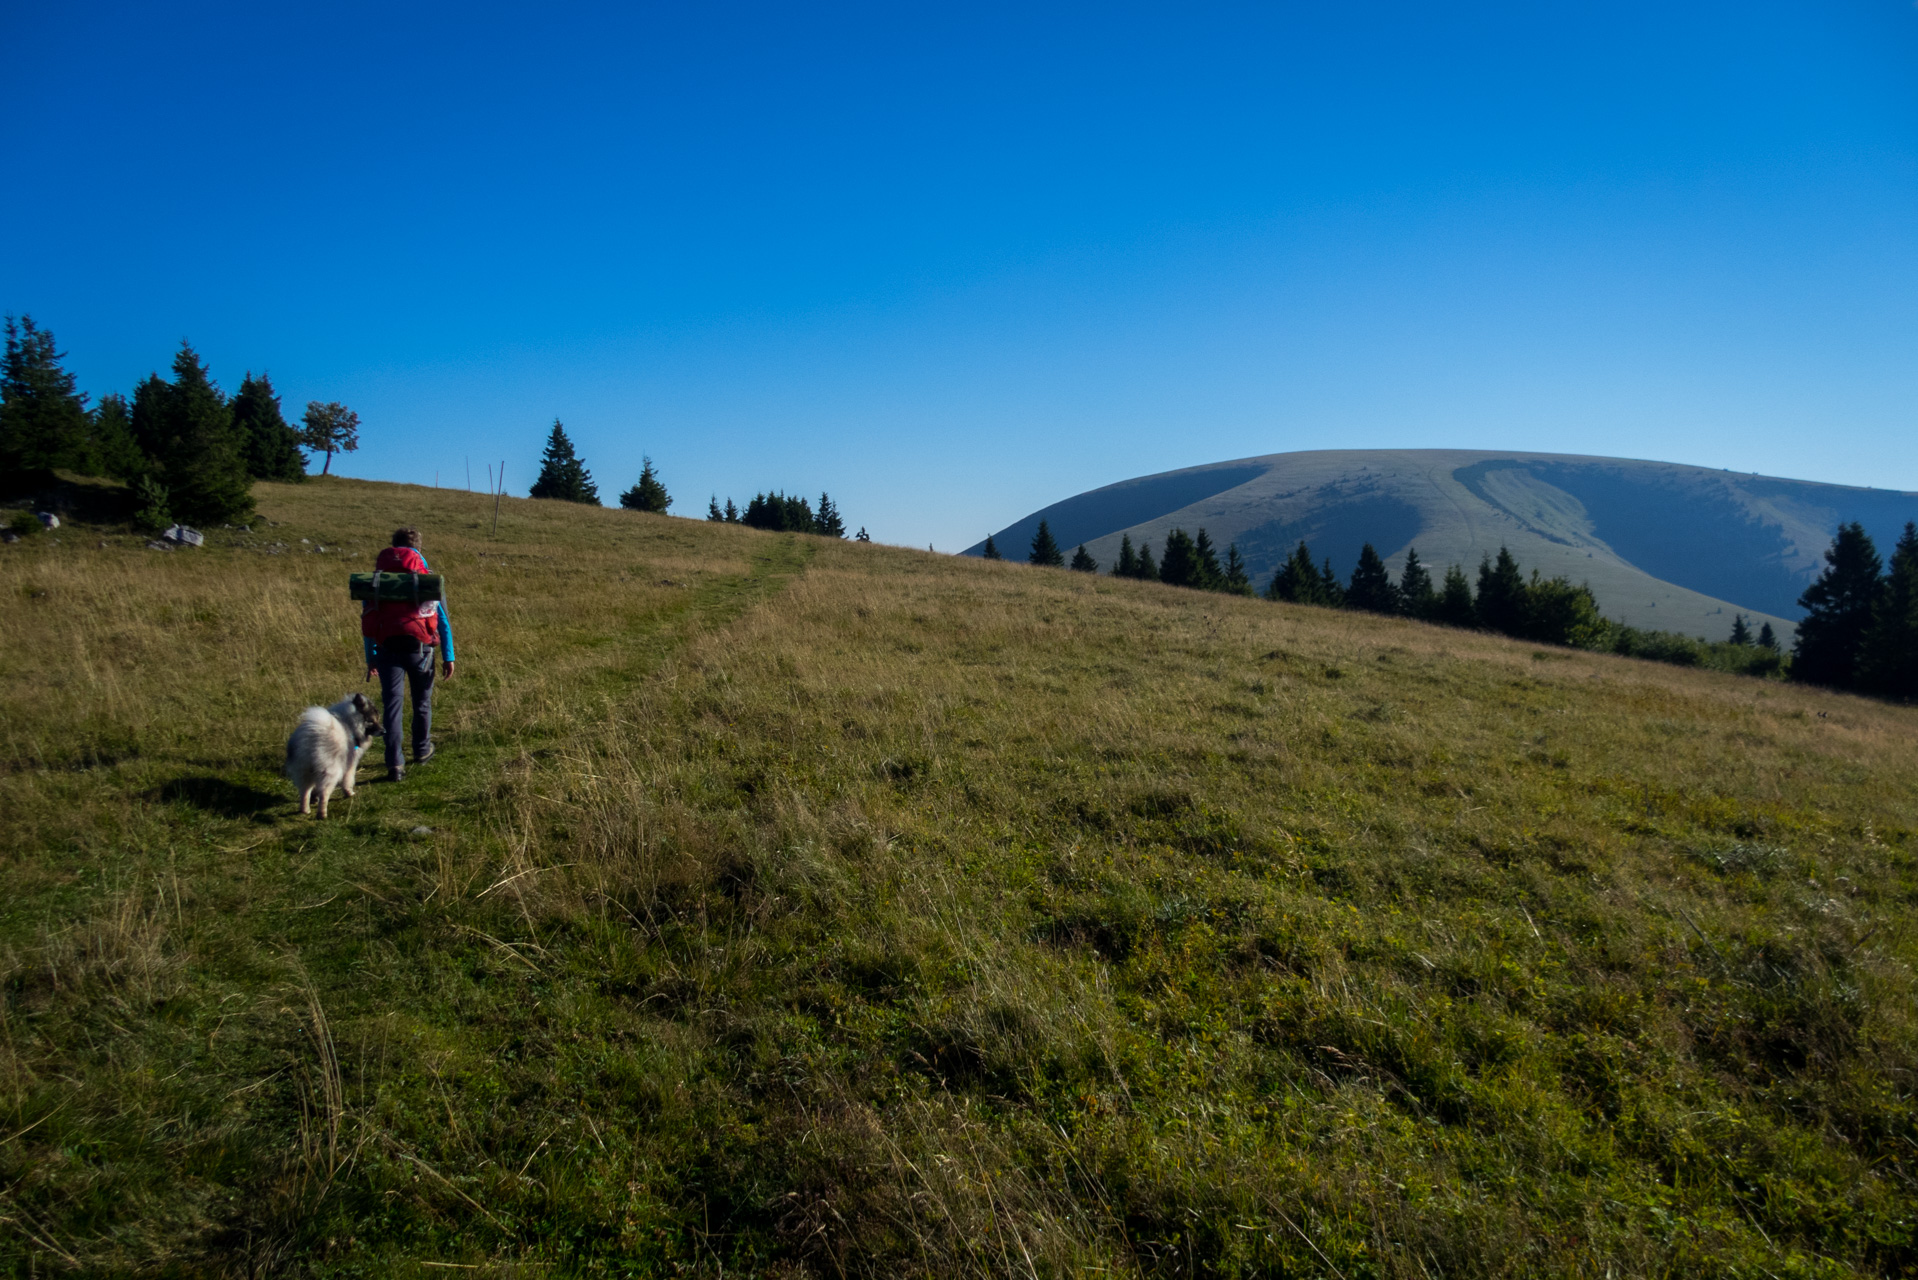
xmin=153 ymin=775 xmax=285 ymax=818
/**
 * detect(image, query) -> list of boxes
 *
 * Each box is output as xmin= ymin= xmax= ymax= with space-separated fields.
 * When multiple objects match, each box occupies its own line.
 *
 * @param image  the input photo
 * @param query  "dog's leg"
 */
xmin=318 ymin=786 xmax=330 ymax=820
xmin=300 ymin=786 xmax=313 ymax=816
xmin=344 ymin=745 xmax=365 ymax=796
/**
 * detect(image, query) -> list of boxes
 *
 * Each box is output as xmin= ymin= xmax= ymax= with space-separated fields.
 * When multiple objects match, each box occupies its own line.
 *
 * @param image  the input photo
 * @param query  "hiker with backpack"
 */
xmin=361 ymin=527 xmax=456 ymax=782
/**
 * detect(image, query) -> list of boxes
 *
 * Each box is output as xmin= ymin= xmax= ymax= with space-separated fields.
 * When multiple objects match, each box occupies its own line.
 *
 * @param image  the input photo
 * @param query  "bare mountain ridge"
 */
xmin=965 ymin=449 xmax=1918 ymax=637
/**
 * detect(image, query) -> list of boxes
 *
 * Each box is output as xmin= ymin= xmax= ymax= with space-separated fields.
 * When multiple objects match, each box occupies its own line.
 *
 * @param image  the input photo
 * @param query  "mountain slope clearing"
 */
xmin=3 ymin=479 xmax=1915 ymax=1277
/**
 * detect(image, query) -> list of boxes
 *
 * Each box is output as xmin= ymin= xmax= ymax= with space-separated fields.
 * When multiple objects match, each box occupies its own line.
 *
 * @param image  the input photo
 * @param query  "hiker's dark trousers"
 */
xmin=376 ymin=637 xmax=434 ymax=769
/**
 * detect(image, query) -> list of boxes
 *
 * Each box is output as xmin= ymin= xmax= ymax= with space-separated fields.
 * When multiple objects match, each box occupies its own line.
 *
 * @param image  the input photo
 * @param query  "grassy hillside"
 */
xmin=969 ymin=449 xmax=1918 ymax=638
xmin=3 ymin=478 xmax=1916 ymax=1277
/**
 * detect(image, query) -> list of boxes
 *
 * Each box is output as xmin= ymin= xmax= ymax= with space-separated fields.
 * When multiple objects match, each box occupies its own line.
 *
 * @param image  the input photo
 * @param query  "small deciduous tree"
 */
xmin=530 ymin=419 xmax=599 ymax=504
xmin=1029 ymin=520 xmax=1064 ymax=567
xmin=1070 ymin=544 xmax=1097 ymax=573
xmin=618 ymin=456 xmax=671 ymax=512
xmin=300 ymin=401 xmax=361 ymax=477
xmin=1523 ymin=572 xmax=1604 ymax=647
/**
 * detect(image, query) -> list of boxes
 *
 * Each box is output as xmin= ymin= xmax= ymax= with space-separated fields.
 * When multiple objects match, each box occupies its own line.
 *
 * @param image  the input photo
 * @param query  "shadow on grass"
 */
xmin=153 ymin=775 xmax=285 ymax=818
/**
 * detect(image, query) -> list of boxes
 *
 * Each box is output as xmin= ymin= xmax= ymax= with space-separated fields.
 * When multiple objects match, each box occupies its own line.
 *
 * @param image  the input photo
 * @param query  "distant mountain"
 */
xmin=965 ymin=450 xmax=1918 ymax=638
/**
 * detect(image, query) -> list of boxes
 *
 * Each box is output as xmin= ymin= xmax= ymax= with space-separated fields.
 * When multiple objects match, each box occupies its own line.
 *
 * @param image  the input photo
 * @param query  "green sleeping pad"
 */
xmin=349 ymin=571 xmax=446 ymax=603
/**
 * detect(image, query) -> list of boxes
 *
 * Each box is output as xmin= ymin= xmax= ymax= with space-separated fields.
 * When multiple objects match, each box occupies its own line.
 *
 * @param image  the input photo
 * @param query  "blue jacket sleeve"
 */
xmin=420 ymin=553 xmax=455 ymax=660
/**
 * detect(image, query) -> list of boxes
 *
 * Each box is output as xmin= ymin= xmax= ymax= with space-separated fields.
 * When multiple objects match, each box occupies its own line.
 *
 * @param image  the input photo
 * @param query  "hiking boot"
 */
xmin=414 ymin=742 xmax=436 ymax=766
xmin=388 ymin=766 xmax=405 ymax=783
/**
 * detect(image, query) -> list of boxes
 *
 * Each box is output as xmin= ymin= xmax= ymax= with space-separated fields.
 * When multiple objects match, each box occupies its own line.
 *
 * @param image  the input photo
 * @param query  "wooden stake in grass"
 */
xmin=492 ymin=462 xmax=505 ymax=537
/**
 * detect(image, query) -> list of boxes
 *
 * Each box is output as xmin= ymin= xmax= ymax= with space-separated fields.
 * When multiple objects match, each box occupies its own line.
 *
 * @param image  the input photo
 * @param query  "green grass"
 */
xmin=3 ymin=478 xmax=1916 ymax=1277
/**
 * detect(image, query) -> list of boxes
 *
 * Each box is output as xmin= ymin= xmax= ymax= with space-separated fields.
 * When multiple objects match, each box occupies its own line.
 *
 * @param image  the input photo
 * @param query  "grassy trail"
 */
xmin=0 ymin=486 xmax=813 ymax=1275
xmin=4 ymin=480 xmax=1918 ymax=1278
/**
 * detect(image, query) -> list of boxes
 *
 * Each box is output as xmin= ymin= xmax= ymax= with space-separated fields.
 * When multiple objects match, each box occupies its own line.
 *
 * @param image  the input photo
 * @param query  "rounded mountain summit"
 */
xmin=965 ymin=450 xmax=1918 ymax=639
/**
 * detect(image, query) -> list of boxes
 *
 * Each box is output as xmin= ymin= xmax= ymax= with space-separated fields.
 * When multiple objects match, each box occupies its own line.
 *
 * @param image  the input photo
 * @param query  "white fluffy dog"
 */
xmin=285 ymin=692 xmax=382 ymax=818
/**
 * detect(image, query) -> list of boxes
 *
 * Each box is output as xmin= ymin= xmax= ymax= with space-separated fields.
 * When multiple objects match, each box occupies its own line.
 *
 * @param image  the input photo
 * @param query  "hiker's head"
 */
xmin=392 ymin=527 xmax=421 ymax=550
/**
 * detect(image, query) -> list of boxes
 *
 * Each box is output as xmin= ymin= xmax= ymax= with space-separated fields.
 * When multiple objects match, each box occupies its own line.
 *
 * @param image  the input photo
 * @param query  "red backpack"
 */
xmin=361 ymin=546 xmax=440 ymax=646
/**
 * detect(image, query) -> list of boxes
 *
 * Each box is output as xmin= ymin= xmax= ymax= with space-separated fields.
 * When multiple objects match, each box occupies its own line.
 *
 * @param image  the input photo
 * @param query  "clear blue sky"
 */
xmin=5 ymin=2 xmax=1916 ymax=548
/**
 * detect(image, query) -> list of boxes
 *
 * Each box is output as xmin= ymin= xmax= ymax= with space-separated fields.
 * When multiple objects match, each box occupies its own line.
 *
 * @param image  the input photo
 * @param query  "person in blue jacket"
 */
xmin=361 ymin=527 xmax=456 ymax=781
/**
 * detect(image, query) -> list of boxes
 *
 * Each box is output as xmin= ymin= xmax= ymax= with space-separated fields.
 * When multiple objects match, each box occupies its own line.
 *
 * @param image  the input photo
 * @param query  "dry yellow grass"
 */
xmin=1 ymin=477 xmax=1915 ymax=1276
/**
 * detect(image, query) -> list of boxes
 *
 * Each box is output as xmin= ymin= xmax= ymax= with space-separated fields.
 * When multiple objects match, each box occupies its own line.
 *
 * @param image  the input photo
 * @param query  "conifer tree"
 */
xmin=1135 ymin=541 xmax=1157 ymax=580
xmin=230 ymin=373 xmax=305 ymax=482
xmin=1318 ymin=558 xmax=1346 ymax=608
xmin=1112 ymin=534 xmax=1137 ymax=577
xmin=1757 ymin=621 xmax=1778 ymax=652
xmin=1345 ymin=543 xmax=1398 ymax=614
xmin=1475 ymin=547 xmax=1528 ymax=636
xmin=1070 ymin=544 xmax=1097 ymax=572
xmin=299 ymin=401 xmax=360 ymax=477
xmin=1265 ymin=541 xmax=1321 ymax=603
xmin=1792 ymin=522 xmax=1883 ymax=690
xmin=88 ymin=393 xmax=145 ymax=482
xmin=742 ymin=492 xmax=814 ymax=532
xmin=1158 ymin=528 xmax=1202 ymax=587
xmin=0 ymin=315 xmax=91 ymax=479
xmin=131 ymin=473 xmax=171 ymax=532
xmin=1434 ymin=564 xmax=1477 ymax=628
xmin=982 ymin=534 xmax=1003 ymax=560
xmin=1397 ymin=547 xmax=1435 ymax=618
xmin=530 ymin=419 xmax=599 ymax=504
xmin=724 ymin=497 xmax=740 ymax=523
xmin=1222 ymin=544 xmax=1253 ymax=596
xmin=1859 ymin=521 xmax=1918 ymax=699
xmin=708 ymin=495 xmax=724 ymax=521
xmin=1193 ymin=529 xmax=1225 ymax=590
xmin=618 ymin=456 xmax=670 ymax=512
xmin=1029 ymin=520 xmax=1064 ymax=567
xmin=1729 ymin=614 xmax=1752 ymax=646
xmin=816 ymin=493 xmax=846 ymax=538
xmin=131 ymin=343 xmax=254 ymax=525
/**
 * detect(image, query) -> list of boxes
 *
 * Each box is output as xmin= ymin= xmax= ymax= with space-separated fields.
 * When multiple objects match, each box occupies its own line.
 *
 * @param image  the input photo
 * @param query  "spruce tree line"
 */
xmin=1258 ymin=535 xmax=1794 ymax=675
xmin=704 ymin=490 xmax=848 ymax=537
xmin=1791 ymin=521 xmax=1918 ymax=699
xmin=0 ymin=314 xmax=360 ymax=529
xmin=991 ymin=521 xmax=1255 ymax=595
